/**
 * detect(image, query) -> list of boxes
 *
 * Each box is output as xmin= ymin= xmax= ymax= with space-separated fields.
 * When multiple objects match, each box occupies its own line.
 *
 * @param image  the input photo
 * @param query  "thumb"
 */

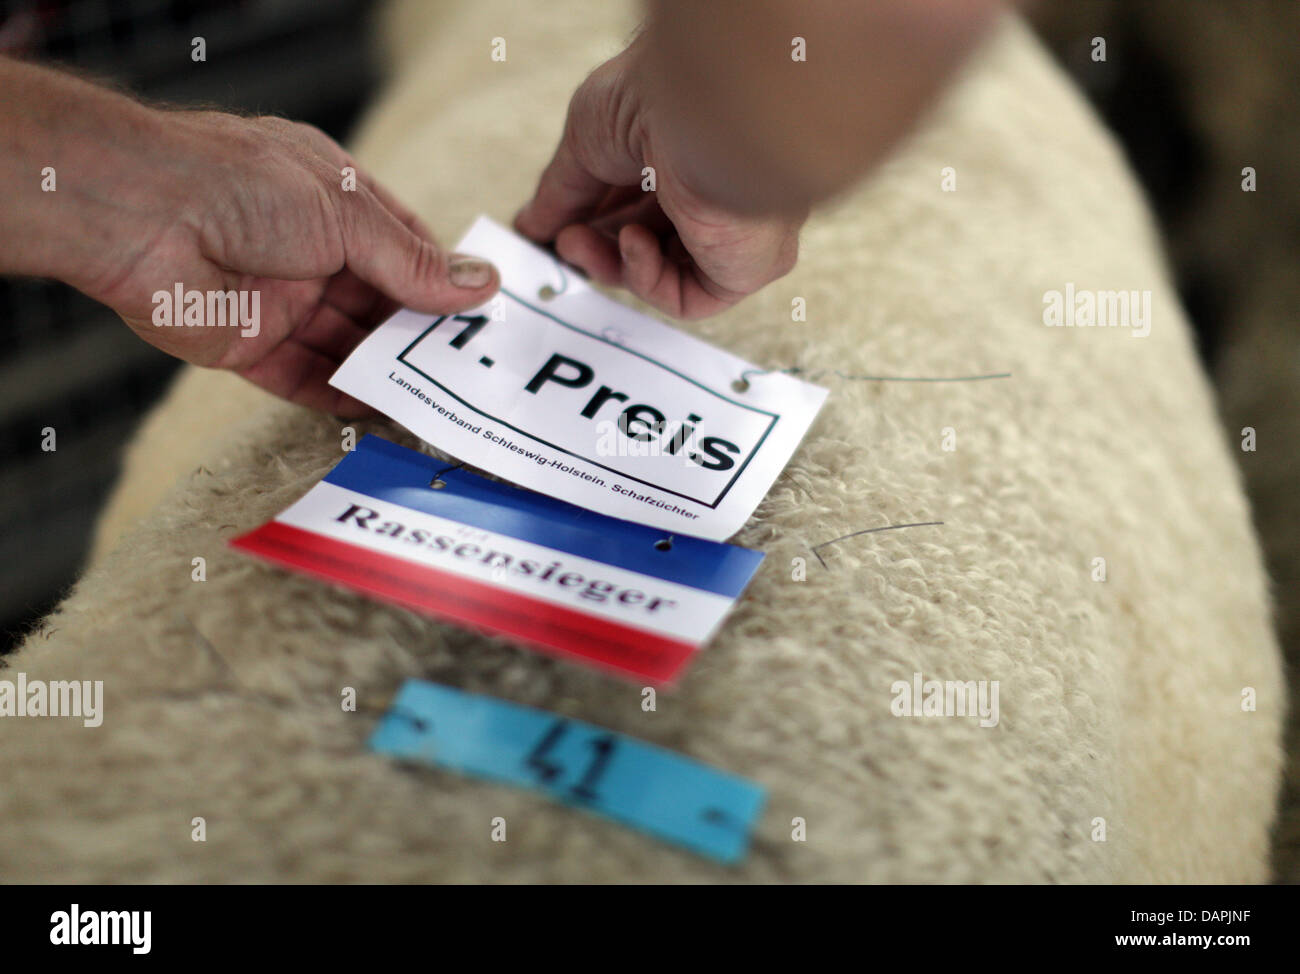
xmin=515 ymin=55 xmax=645 ymax=242
xmin=340 ymin=190 xmax=499 ymax=314
xmin=514 ymin=131 xmax=613 ymax=243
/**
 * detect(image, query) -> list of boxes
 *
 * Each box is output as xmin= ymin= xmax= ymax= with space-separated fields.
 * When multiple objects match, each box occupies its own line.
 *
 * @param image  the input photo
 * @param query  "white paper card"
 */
xmin=329 ymin=216 xmax=827 ymax=540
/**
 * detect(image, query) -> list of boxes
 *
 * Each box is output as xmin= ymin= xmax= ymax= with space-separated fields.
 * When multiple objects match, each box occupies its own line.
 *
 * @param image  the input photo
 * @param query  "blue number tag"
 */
xmin=370 ymin=680 xmax=767 ymax=864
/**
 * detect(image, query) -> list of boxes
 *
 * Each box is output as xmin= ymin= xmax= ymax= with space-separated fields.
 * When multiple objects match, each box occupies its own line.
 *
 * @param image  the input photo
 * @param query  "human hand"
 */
xmin=0 ymin=58 xmax=499 ymax=418
xmin=99 ymin=113 xmax=500 ymax=416
xmin=513 ymin=40 xmax=805 ymax=320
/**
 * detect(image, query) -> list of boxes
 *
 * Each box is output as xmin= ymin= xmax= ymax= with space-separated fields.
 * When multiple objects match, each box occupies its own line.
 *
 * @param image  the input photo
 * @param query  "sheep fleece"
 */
xmin=0 ymin=1 xmax=1282 ymax=883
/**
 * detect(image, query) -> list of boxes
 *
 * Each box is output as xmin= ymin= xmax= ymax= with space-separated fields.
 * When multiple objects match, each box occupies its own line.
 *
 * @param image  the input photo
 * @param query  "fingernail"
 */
xmin=449 ymin=254 xmax=495 ymax=289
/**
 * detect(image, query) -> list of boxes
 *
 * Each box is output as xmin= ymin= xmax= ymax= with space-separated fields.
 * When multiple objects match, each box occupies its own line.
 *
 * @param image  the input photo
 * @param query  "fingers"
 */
xmin=291 ymin=300 xmax=374 ymax=364
xmin=514 ymin=136 xmax=613 ymax=243
xmin=272 ymin=118 xmax=498 ymax=317
xmin=513 ymin=42 xmax=807 ymax=320
xmin=357 ymin=169 xmax=438 ymax=245
xmin=554 ymin=224 xmax=623 ymax=285
xmin=112 ymin=110 xmax=499 ymax=417
xmin=236 ymin=336 xmax=376 ymax=418
xmin=334 ymin=187 xmax=499 ymax=315
xmin=319 ymin=268 xmax=399 ymax=328
xmin=555 ymin=218 xmax=796 ymax=320
xmin=515 ymin=53 xmax=645 ymax=242
xmin=661 ymin=211 xmax=802 ymax=317
xmin=618 ymin=223 xmax=741 ymax=319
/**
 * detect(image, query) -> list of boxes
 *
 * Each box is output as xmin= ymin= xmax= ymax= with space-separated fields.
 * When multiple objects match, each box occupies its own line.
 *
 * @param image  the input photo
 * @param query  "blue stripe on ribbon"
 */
xmin=323 ymin=435 xmax=763 ymax=598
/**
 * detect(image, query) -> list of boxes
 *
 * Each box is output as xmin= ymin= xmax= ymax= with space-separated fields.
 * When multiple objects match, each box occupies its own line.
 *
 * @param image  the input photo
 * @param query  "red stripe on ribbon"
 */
xmin=230 ymin=521 xmax=696 ymax=683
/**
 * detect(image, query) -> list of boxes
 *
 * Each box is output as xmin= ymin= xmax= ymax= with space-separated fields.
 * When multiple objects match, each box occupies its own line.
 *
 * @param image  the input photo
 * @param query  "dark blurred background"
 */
xmin=0 ymin=0 xmax=1296 ymax=878
xmin=0 ymin=0 xmax=381 ymax=650
xmin=1027 ymin=0 xmax=1300 ymax=885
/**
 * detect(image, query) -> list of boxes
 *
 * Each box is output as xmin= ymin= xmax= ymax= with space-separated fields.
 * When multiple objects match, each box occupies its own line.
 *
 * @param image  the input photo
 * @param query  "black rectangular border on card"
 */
xmin=395 ymin=287 xmax=780 ymax=509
